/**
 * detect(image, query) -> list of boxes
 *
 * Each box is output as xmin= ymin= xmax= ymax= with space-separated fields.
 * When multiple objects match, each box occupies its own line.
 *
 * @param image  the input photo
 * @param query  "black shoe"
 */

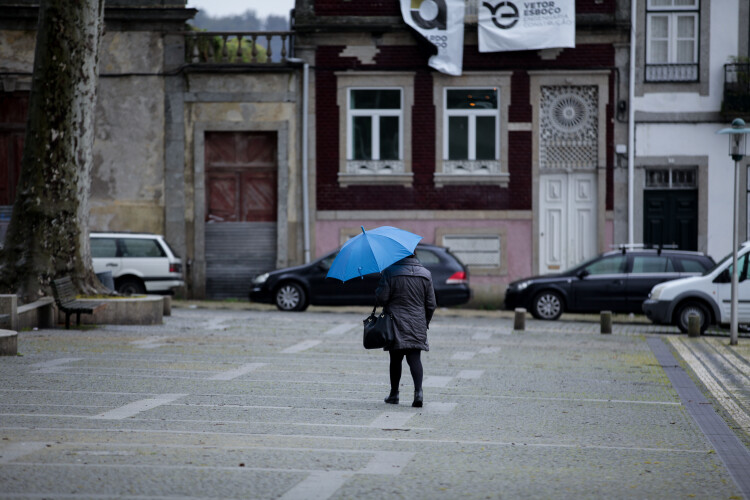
xmin=384 ymin=391 xmax=399 ymax=404
xmin=412 ymin=389 xmax=423 ymax=408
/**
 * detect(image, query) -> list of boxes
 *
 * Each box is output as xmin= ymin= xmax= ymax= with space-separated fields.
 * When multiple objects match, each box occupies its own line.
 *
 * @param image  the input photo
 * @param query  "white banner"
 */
xmin=478 ymin=0 xmax=576 ymax=53
xmin=400 ymin=0 xmax=464 ymax=76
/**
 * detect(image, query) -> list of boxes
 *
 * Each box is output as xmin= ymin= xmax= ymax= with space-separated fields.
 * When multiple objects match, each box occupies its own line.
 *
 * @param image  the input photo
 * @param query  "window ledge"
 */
xmin=338 ymin=172 xmax=413 ymax=188
xmin=346 ymin=160 xmax=405 ymax=175
xmin=434 ymin=172 xmax=509 ymax=188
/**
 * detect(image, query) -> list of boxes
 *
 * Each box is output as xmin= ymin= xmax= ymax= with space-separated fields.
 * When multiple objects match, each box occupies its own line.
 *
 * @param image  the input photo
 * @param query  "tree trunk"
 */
xmin=0 ymin=0 xmax=106 ymax=302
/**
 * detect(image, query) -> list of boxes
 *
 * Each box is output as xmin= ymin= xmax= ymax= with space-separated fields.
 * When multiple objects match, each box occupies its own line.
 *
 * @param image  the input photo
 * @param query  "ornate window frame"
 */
xmin=433 ymin=72 xmax=512 ymax=188
xmin=336 ymin=72 xmax=414 ymax=187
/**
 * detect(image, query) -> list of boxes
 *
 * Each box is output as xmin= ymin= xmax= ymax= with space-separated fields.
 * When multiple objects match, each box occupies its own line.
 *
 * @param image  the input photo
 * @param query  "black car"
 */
xmin=504 ymin=249 xmax=715 ymax=320
xmin=250 ymin=243 xmax=471 ymax=311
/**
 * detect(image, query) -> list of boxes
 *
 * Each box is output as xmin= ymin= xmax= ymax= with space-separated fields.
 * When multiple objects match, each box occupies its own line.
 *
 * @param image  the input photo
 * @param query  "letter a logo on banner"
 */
xmin=401 ymin=0 xmax=464 ymax=76
xmin=479 ymin=0 xmax=576 ymax=53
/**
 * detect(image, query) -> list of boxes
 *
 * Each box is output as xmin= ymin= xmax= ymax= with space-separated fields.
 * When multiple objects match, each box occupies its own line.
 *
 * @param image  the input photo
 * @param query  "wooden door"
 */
xmin=0 ymin=92 xmax=29 ymax=243
xmin=643 ymin=189 xmax=698 ymax=251
xmin=539 ymin=172 xmax=597 ymax=273
xmin=204 ymin=131 xmax=278 ymax=298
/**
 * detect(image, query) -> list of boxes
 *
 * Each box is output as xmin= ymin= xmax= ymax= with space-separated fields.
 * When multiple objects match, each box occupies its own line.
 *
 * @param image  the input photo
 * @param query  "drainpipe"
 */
xmin=627 ymin=0 xmax=637 ymax=245
xmin=289 ymin=58 xmax=311 ymax=263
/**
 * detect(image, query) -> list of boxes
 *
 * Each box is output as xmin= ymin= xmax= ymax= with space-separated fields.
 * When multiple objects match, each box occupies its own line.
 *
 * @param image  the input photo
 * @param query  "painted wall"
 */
xmin=635 ymin=122 xmax=735 ymax=259
xmin=316 ymin=217 xmax=534 ymax=305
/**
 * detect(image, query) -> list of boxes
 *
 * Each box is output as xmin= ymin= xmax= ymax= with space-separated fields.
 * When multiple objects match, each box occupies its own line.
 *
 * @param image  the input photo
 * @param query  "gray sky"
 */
xmin=186 ymin=0 xmax=295 ymax=20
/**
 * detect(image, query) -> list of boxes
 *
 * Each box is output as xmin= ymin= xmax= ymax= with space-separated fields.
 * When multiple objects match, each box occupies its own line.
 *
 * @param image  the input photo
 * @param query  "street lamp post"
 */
xmin=717 ymin=118 xmax=750 ymax=346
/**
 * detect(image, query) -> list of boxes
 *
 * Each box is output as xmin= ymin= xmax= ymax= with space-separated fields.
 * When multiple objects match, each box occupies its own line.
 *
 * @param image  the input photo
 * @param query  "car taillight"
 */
xmin=446 ymin=271 xmax=467 ymax=284
xmin=170 ymin=263 xmax=181 ymax=273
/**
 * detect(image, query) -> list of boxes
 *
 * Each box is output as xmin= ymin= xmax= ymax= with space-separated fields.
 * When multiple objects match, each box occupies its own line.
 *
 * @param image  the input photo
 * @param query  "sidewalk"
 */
xmin=1 ymin=304 xmax=748 ymax=498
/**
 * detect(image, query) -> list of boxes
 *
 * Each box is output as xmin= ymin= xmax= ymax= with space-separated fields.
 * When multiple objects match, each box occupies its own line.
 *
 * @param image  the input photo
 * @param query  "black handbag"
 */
xmin=363 ymin=304 xmax=395 ymax=349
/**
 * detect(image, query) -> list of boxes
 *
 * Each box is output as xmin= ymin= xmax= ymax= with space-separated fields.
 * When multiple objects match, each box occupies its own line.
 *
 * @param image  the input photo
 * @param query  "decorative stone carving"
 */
xmin=540 ymin=86 xmax=598 ymax=169
xmin=442 ymin=160 xmax=500 ymax=175
xmin=346 ymin=160 xmax=405 ymax=175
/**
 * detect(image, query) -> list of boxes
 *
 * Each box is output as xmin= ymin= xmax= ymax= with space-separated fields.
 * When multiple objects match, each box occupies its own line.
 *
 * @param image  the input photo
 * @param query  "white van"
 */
xmin=90 ymin=232 xmax=184 ymax=295
xmin=643 ymin=241 xmax=750 ymax=333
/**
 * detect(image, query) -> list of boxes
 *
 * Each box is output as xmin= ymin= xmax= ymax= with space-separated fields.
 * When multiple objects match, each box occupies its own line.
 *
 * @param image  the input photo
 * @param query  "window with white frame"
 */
xmin=347 ymin=88 xmax=402 ymax=167
xmin=646 ymin=0 xmax=699 ymax=82
xmin=444 ymin=87 xmax=499 ymax=171
xmin=432 ymin=73 xmax=510 ymax=188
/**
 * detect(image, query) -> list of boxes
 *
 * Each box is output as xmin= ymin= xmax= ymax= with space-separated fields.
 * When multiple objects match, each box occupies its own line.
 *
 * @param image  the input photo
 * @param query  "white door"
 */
xmin=539 ymin=172 xmax=597 ymax=273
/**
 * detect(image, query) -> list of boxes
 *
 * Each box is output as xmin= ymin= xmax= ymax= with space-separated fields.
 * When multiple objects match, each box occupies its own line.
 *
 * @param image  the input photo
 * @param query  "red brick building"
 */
xmin=294 ymin=0 xmax=629 ymax=305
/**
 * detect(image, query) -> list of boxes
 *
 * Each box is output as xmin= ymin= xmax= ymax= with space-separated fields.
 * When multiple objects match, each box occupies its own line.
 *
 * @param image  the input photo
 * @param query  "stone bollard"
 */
xmin=514 ymin=308 xmax=526 ymax=331
xmin=600 ymin=311 xmax=612 ymax=334
xmin=0 ymin=329 xmax=18 ymax=356
xmin=0 ymin=294 xmax=18 ymax=331
xmin=687 ymin=313 xmax=701 ymax=337
xmin=163 ymin=295 xmax=172 ymax=317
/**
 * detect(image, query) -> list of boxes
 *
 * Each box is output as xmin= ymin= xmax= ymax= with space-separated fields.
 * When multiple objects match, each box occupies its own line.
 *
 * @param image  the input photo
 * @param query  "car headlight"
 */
xmin=252 ymin=273 xmax=269 ymax=285
xmin=649 ymin=286 xmax=663 ymax=300
xmin=514 ymin=280 xmax=532 ymax=291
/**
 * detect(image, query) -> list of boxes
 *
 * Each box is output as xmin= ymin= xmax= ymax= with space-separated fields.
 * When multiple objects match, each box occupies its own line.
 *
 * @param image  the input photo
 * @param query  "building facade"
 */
xmin=3 ymin=1 xmax=748 ymax=303
xmin=0 ymin=1 xmax=305 ymax=299
xmin=294 ymin=0 xmax=628 ymax=305
xmin=628 ymin=0 xmax=750 ymax=260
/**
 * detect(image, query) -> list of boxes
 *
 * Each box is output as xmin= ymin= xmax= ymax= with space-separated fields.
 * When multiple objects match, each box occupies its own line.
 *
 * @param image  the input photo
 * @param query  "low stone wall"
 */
xmin=0 ymin=329 xmax=17 ymax=355
xmin=77 ymin=295 xmax=164 ymax=325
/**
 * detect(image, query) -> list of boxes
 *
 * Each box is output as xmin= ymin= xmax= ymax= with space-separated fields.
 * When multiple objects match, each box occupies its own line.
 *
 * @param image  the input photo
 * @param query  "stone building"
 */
xmin=0 ymin=0 xmax=304 ymax=299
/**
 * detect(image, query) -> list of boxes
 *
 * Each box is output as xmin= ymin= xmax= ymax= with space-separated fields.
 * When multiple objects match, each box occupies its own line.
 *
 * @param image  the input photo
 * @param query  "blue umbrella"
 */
xmin=326 ymin=226 xmax=423 ymax=282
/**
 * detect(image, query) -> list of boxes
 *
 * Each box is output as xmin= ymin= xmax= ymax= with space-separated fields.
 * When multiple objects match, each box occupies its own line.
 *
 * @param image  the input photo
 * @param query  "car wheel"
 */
xmin=275 ymin=282 xmax=307 ymax=311
xmin=531 ymin=291 xmax=564 ymax=320
xmin=675 ymin=301 xmax=710 ymax=334
xmin=117 ymin=277 xmax=145 ymax=295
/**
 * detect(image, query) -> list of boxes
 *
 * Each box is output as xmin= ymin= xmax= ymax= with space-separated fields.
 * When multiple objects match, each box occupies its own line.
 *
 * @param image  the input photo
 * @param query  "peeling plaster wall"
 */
xmin=0 ymin=31 xmax=35 ymax=73
xmin=90 ymin=32 xmax=166 ymax=233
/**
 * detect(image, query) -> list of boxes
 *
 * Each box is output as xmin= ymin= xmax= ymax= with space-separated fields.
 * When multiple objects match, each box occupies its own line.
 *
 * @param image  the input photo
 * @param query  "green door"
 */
xmin=643 ymin=190 xmax=698 ymax=251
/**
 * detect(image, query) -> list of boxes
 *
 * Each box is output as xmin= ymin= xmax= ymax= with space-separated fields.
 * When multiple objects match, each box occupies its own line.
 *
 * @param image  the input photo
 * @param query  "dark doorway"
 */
xmin=643 ymin=189 xmax=698 ymax=251
xmin=0 ymin=92 xmax=29 ymax=242
xmin=204 ymin=131 xmax=278 ymax=298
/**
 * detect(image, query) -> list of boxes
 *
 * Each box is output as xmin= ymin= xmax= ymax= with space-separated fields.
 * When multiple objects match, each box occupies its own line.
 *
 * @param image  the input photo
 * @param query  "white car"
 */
xmin=643 ymin=241 xmax=750 ymax=334
xmin=90 ymin=232 xmax=184 ymax=295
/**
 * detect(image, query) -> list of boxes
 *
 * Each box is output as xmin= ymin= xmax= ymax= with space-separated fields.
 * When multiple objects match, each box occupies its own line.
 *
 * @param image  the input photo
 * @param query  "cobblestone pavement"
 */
xmin=1 ymin=304 xmax=749 ymax=499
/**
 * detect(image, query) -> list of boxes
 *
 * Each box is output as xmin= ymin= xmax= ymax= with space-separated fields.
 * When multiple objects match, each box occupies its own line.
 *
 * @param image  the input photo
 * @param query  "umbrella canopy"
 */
xmin=326 ymin=226 xmax=423 ymax=282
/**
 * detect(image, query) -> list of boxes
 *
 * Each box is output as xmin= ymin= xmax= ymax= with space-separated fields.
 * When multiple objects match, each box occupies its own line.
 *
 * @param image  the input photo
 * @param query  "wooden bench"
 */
xmin=51 ymin=277 xmax=106 ymax=329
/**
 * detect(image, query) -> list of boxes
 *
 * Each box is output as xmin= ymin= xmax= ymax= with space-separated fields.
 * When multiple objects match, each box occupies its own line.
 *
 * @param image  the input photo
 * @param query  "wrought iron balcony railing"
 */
xmin=724 ymin=63 xmax=750 ymax=113
xmin=645 ymin=63 xmax=699 ymax=83
xmin=185 ymin=31 xmax=294 ymax=65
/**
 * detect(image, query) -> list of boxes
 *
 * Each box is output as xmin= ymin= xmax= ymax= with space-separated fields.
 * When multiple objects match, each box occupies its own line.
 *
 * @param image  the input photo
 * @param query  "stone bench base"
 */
xmin=0 ymin=329 xmax=18 ymax=356
xmin=76 ymin=295 xmax=164 ymax=325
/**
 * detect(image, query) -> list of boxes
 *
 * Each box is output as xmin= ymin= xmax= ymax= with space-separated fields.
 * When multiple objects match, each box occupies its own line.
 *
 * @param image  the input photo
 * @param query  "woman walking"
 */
xmin=376 ymin=253 xmax=437 ymax=407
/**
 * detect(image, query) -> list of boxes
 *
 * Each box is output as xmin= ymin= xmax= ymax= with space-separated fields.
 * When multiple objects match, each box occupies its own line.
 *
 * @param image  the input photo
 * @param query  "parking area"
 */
xmin=0 ymin=305 xmax=748 ymax=499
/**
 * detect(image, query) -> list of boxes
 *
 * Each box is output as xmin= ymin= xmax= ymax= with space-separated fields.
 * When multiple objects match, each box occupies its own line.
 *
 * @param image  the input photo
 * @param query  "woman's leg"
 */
xmin=389 ymin=350 xmax=405 ymax=392
xmin=404 ymin=349 xmax=423 ymax=390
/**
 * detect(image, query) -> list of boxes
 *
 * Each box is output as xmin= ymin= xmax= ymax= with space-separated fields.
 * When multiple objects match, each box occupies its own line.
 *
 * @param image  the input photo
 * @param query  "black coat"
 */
xmin=375 ymin=256 xmax=437 ymax=351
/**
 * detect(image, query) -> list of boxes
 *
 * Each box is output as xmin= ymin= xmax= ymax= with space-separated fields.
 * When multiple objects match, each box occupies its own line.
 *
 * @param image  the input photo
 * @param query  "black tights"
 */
xmin=389 ymin=349 xmax=423 ymax=393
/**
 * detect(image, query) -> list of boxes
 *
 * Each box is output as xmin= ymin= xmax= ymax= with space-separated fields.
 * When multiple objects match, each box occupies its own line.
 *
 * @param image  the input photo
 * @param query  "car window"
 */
xmin=319 ymin=253 xmax=336 ymax=270
xmin=725 ymin=253 xmax=750 ymax=281
xmin=91 ymin=238 xmax=117 ymax=258
xmin=119 ymin=238 xmax=165 ymax=258
xmin=631 ymin=256 xmax=674 ymax=273
xmin=584 ymin=255 xmax=626 ymax=275
xmin=416 ymin=249 xmax=440 ymax=265
xmin=679 ymin=258 xmax=709 ymax=273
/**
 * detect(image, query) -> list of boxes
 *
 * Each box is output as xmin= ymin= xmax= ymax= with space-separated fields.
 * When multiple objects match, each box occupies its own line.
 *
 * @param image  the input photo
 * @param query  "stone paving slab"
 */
xmin=0 ymin=307 xmax=747 ymax=499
